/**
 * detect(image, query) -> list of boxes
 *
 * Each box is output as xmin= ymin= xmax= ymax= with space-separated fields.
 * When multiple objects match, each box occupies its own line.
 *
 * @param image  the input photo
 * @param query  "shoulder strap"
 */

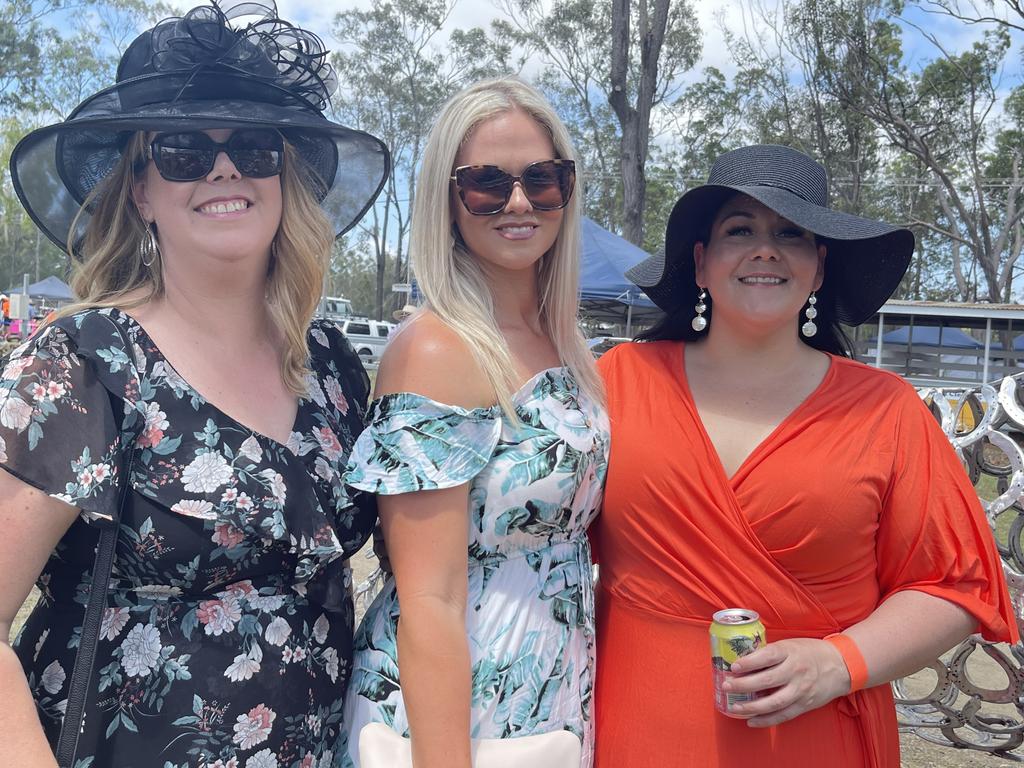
xmin=55 ymin=315 xmax=138 ymax=767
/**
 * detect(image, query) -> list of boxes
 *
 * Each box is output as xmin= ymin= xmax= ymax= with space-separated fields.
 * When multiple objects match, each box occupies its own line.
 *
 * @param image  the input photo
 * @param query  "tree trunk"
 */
xmin=608 ymin=0 xmax=672 ymax=246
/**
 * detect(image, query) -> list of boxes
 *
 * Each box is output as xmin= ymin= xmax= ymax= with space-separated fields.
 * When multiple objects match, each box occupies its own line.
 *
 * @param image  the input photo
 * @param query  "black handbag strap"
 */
xmin=55 ymin=315 xmax=139 ymax=767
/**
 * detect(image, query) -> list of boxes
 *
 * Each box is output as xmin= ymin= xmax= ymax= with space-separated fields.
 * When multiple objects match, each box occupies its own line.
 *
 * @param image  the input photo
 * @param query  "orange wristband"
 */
xmin=824 ymin=633 xmax=868 ymax=693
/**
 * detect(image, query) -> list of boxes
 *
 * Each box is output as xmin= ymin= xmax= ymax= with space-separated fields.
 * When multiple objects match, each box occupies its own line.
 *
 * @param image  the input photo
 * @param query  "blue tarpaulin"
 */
xmin=6 ymin=275 xmax=73 ymax=301
xmin=881 ymin=326 xmax=982 ymax=348
xmin=579 ymin=218 xmax=659 ymax=333
xmin=579 ymin=218 xmax=656 ymax=308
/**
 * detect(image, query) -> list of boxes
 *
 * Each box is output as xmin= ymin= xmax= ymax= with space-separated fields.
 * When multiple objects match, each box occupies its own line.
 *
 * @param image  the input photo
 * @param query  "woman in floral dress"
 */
xmin=0 ymin=3 xmax=388 ymax=766
xmin=339 ymin=78 xmax=608 ymax=768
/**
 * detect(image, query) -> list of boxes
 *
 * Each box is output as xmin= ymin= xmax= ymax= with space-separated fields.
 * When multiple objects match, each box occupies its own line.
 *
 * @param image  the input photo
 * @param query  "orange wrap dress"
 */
xmin=592 ymin=340 xmax=1019 ymax=767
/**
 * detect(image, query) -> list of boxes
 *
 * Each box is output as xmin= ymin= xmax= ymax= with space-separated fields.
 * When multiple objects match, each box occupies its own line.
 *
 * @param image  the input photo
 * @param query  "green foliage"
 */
xmin=0 ymin=0 xmax=168 ymax=289
xmin=492 ymin=0 xmax=700 ymax=244
xmin=331 ymin=0 xmax=507 ymax=320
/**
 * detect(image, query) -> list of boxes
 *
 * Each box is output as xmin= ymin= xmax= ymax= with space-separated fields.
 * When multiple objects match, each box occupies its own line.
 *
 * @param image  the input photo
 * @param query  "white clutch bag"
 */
xmin=358 ymin=722 xmax=582 ymax=768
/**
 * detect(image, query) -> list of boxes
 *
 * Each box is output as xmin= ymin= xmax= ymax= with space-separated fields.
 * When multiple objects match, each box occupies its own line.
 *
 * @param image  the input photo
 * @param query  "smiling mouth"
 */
xmin=196 ymin=200 xmax=251 ymax=215
xmin=738 ymin=275 xmax=786 ymax=285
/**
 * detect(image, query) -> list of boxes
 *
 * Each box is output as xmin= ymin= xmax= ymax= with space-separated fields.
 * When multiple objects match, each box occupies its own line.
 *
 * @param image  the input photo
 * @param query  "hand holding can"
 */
xmin=710 ymin=608 xmax=767 ymax=718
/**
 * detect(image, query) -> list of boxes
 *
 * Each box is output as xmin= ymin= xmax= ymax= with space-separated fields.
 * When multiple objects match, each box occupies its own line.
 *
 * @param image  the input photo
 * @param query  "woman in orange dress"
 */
xmin=592 ymin=144 xmax=1019 ymax=767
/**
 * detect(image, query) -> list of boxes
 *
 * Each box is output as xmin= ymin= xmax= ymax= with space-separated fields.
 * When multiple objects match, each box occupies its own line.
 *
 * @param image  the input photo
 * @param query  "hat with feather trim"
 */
xmin=10 ymin=0 xmax=389 ymax=253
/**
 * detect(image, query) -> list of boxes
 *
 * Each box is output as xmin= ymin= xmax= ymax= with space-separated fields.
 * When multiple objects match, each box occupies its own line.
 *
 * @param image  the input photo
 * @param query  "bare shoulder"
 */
xmin=375 ymin=310 xmax=494 ymax=409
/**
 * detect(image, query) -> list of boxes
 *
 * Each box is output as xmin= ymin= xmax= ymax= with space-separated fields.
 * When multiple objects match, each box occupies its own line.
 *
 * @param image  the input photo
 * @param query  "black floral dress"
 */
xmin=0 ymin=308 xmax=376 ymax=768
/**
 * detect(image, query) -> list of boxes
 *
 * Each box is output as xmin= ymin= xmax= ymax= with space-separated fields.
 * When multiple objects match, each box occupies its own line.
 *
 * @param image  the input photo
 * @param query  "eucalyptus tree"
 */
xmin=332 ymin=0 xmax=505 ymax=319
xmin=0 ymin=0 xmax=167 ymax=288
xmin=818 ymin=16 xmax=1023 ymax=303
xmin=493 ymin=0 xmax=701 ymax=247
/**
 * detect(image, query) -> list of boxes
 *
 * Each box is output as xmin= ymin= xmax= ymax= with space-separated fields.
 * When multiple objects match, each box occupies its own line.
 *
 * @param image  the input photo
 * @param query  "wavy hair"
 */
xmin=410 ymin=76 xmax=603 ymax=416
xmin=59 ymin=132 xmax=333 ymax=395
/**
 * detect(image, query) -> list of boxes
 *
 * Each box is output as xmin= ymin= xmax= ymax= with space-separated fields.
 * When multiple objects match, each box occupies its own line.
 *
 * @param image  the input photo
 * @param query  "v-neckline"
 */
xmin=674 ymin=342 xmax=835 ymax=485
xmin=113 ymin=309 xmax=304 ymax=452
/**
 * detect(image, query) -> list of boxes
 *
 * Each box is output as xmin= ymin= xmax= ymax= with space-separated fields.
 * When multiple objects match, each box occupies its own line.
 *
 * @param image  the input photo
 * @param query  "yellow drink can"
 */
xmin=710 ymin=608 xmax=766 ymax=718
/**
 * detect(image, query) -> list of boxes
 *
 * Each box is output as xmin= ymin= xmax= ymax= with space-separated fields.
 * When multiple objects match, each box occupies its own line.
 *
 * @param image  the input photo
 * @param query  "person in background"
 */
xmin=340 ymin=76 xmax=608 ymax=768
xmin=0 ymin=2 xmax=388 ymax=765
xmin=591 ymin=144 xmax=1018 ymax=767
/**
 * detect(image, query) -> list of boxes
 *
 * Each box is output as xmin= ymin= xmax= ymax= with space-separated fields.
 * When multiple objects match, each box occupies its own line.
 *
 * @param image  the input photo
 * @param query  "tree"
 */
xmin=0 ymin=0 xmax=168 ymax=289
xmin=820 ymin=19 xmax=1023 ymax=302
xmin=914 ymin=0 xmax=1024 ymax=34
xmin=494 ymin=0 xmax=700 ymax=246
xmin=332 ymin=0 xmax=505 ymax=320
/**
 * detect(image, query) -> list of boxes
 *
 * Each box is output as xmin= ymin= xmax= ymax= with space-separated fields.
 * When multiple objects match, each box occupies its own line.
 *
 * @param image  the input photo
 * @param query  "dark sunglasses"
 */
xmin=451 ymin=159 xmax=576 ymax=215
xmin=146 ymin=129 xmax=285 ymax=182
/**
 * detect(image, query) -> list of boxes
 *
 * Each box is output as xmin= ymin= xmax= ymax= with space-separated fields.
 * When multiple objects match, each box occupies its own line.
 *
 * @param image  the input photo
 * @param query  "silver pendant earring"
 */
xmin=691 ymin=289 xmax=708 ymax=332
xmin=801 ymin=292 xmax=818 ymax=338
xmin=139 ymin=224 xmax=160 ymax=268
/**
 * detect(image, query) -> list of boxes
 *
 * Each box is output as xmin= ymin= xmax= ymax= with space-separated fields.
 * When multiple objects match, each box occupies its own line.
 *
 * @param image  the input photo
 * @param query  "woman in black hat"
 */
xmin=0 ymin=2 xmax=387 ymax=766
xmin=590 ymin=145 xmax=1017 ymax=766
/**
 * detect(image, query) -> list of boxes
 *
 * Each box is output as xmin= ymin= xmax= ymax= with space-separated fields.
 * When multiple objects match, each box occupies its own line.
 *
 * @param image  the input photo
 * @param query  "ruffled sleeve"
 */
xmin=876 ymin=381 xmax=1019 ymax=643
xmin=0 ymin=310 xmax=139 ymax=526
xmin=344 ymin=392 xmax=501 ymax=494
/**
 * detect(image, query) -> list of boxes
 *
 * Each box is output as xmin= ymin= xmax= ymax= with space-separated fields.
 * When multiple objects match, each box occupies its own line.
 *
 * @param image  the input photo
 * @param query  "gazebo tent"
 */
xmin=875 ymin=325 xmax=982 ymax=382
xmin=880 ymin=326 xmax=982 ymax=348
xmin=6 ymin=275 xmax=74 ymax=302
xmin=579 ymin=217 xmax=659 ymax=333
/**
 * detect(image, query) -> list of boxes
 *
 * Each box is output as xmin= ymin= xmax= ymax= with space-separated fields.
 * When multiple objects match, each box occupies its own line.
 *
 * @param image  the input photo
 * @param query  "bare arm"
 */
xmin=0 ymin=469 xmax=79 ymax=767
xmin=381 ymin=486 xmax=473 ymax=768
xmin=726 ymin=590 xmax=974 ymax=727
xmin=373 ymin=313 xmax=495 ymax=768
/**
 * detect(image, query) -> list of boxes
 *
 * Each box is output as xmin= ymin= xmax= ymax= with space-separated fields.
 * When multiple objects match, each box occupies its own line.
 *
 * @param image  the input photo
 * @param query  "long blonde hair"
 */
xmin=60 ymin=131 xmax=333 ymax=395
xmin=411 ymin=76 xmax=603 ymax=415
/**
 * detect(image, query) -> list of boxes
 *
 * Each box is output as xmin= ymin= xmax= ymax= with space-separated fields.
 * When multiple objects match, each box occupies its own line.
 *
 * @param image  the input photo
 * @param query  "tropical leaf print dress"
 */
xmin=1 ymin=308 xmax=376 ymax=768
xmin=339 ymin=367 xmax=609 ymax=767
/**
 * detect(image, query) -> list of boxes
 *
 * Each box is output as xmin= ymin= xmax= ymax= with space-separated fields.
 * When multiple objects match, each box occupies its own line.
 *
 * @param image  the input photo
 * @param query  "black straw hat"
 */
xmin=10 ymin=0 xmax=390 ymax=253
xmin=626 ymin=144 xmax=914 ymax=325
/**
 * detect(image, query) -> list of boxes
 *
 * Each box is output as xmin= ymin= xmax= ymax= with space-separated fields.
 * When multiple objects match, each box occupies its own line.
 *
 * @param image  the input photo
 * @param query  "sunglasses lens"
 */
xmin=228 ymin=129 xmax=284 ymax=178
xmin=152 ymin=133 xmax=216 ymax=181
xmin=458 ymin=166 xmax=512 ymax=214
xmin=150 ymin=130 xmax=284 ymax=181
xmin=522 ymin=161 xmax=573 ymax=210
xmin=455 ymin=161 xmax=575 ymax=214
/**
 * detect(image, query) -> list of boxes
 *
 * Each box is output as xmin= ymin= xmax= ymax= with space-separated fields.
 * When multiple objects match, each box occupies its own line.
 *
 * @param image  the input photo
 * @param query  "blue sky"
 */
xmin=269 ymin=0 xmax=1021 ymax=83
xmin=59 ymin=0 xmax=1018 ymax=95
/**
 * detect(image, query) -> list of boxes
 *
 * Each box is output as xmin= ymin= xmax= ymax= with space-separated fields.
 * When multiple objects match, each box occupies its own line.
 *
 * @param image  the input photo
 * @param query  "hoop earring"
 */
xmin=691 ymin=289 xmax=708 ymax=332
xmin=801 ymin=292 xmax=818 ymax=338
xmin=139 ymin=224 xmax=160 ymax=268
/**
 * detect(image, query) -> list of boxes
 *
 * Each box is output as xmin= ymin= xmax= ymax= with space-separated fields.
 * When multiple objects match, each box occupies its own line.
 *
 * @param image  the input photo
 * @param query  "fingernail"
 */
xmin=722 ymin=681 xmax=732 ymax=691
xmin=731 ymin=663 xmax=741 ymax=672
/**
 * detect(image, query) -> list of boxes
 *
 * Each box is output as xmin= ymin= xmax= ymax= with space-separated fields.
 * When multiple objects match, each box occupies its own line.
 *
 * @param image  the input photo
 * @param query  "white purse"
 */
xmin=358 ymin=722 xmax=582 ymax=768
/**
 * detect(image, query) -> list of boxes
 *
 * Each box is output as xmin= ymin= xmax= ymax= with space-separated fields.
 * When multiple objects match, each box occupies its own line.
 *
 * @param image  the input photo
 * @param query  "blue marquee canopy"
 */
xmin=5 ymin=275 xmax=74 ymax=301
xmin=881 ymin=326 xmax=983 ymax=348
xmin=579 ymin=217 xmax=656 ymax=309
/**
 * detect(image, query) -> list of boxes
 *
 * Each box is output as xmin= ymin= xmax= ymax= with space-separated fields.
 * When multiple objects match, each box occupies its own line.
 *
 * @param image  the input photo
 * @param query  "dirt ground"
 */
xmin=13 ymin=545 xmax=1022 ymax=766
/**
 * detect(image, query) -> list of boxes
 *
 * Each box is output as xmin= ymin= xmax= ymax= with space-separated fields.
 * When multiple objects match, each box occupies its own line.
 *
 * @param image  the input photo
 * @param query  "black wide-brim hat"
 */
xmin=10 ymin=1 xmax=390 ymax=253
xmin=626 ymin=144 xmax=915 ymax=325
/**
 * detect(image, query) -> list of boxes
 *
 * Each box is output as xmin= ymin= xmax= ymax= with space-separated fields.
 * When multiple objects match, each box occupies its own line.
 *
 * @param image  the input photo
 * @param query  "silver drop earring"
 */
xmin=801 ymin=292 xmax=818 ymax=338
xmin=691 ymin=289 xmax=708 ymax=332
xmin=139 ymin=224 xmax=160 ymax=268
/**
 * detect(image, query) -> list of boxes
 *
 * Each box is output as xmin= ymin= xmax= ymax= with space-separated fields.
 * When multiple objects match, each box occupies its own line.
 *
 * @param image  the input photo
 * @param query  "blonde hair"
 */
xmin=411 ymin=76 xmax=604 ymax=415
xmin=60 ymin=131 xmax=333 ymax=395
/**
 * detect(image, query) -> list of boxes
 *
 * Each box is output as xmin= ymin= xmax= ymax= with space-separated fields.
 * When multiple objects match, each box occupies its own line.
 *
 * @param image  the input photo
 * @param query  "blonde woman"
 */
xmin=340 ymin=77 xmax=609 ymax=767
xmin=0 ymin=3 xmax=388 ymax=766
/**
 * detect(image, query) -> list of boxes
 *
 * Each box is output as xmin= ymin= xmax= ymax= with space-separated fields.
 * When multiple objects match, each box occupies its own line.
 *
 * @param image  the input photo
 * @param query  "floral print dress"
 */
xmin=339 ymin=367 xmax=609 ymax=767
xmin=1 ymin=308 xmax=376 ymax=768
